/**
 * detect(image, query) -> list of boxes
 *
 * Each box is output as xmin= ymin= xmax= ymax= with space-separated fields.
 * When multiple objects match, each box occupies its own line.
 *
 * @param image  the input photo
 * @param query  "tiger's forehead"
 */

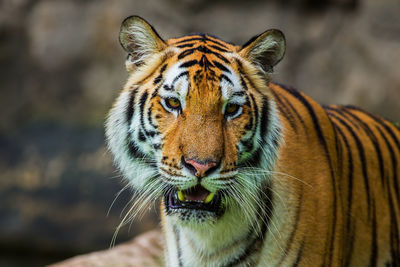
xmin=161 ymin=34 xmax=243 ymax=102
xmin=167 ymin=33 xmax=239 ymax=53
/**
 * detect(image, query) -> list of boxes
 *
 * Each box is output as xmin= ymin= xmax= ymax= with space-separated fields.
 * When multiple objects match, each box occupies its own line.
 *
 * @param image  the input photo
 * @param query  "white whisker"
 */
xmin=107 ymin=182 xmax=131 ymax=217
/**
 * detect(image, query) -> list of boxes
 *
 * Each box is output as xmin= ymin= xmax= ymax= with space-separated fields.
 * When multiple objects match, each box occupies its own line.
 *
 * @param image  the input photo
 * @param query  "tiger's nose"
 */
xmin=181 ymin=157 xmax=219 ymax=177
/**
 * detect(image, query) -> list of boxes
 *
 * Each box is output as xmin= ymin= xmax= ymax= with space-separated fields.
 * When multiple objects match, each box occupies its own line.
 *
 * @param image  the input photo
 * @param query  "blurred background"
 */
xmin=0 ymin=0 xmax=399 ymax=266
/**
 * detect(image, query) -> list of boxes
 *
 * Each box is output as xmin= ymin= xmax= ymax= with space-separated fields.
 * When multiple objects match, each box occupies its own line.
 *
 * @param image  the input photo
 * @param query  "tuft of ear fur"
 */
xmin=119 ymin=16 xmax=166 ymax=71
xmin=239 ymin=29 xmax=286 ymax=73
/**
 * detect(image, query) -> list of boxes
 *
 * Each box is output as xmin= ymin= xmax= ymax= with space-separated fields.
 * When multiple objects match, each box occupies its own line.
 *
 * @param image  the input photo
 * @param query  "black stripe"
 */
xmin=330 ymin=117 xmax=343 ymax=179
xmin=339 ymin=108 xmax=385 ymax=188
xmin=126 ymin=89 xmax=137 ymax=122
xmin=242 ymin=100 xmax=253 ymax=131
xmin=153 ymin=143 xmax=162 ymax=150
xmin=328 ymin=117 xmax=355 ymax=267
xmin=232 ymin=91 xmax=245 ymax=97
xmin=198 ymin=55 xmax=214 ymax=71
xmin=147 ymin=104 xmax=159 ymax=130
xmin=240 ymin=139 xmax=254 ymax=153
xmin=152 ymin=64 xmax=168 ymax=88
xmin=240 ymin=70 xmax=263 ymax=95
xmin=153 ymin=66 xmax=167 ymax=85
xmin=271 ymin=89 xmax=297 ymax=133
xmin=160 ymin=64 xmax=168 ymax=74
xmin=177 ymin=48 xmax=196 ymax=59
xmin=281 ymin=85 xmax=337 ymax=267
xmin=138 ymin=130 xmax=146 ymax=142
xmin=213 ymin=53 xmax=231 ymax=64
xmin=172 ymin=71 xmax=189 ymax=86
xmin=177 ymin=45 xmax=230 ymax=64
xmin=259 ymin=97 xmax=270 ymax=143
xmin=173 ymin=225 xmax=183 ymax=267
xmin=370 ymin=199 xmax=378 ymax=266
xmin=126 ymin=133 xmax=147 ymax=160
xmin=220 ymin=74 xmax=233 ymax=86
xmin=239 ymin=94 xmax=262 ymax=166
xmin=201 ymin=46 xmax=230 ymax=64
xmin=179 ymin=60 xmax=198 ymax=68
xmin=204 ymin=35 xmax=230 ymax=48
xmin=174 ymin=37 xmax=205 ymax=44
xmin=282 ymin=95 xmax=307 ymax=134
xmin=175 ymin=34 xmax=230 ymax=48
xmin=209 ymin=44 xmax=229 ymax=52
xmin=292 ymin=240 xmax=305 ymax=267
xmin=240 ymin=75 xmax=248 ymax=91
xmin=328 ymin=110 xmax=371 ymax=218
xmin=153 ymin=74 xmax=162 ymax=85
xmin=244 ymin=122 xmax=252 ymax=131
xmin=151 ymin=86 xmax=159 ymax=99
xmin=248 ymin=93 xmax=259 ymax=141
xmin=336 ymin=108 xmax=361 ymax=130
xmin=346 ymin=106 xmax=400 ymax=149
xmin=375 ymin=126 xmax=400 ymax=263
xmin=242 ymin=147 xmax=262 ymax=167
xmin=144 ymin=130 xmax=156 ymax=138
xmin=176 ymin=43 xmax=195 ymax=48
xmin=139 ymin=91 xmax=149 ymax=135
xmin=163 ymin=85 xmax=173 ymax=91
xmin=213 ymin=61 xmax=231 ymax=73
xmin=280 ymin=86 xmax=328 ymax=146
xmin=349 ymin=107 xmax=400 ymax=204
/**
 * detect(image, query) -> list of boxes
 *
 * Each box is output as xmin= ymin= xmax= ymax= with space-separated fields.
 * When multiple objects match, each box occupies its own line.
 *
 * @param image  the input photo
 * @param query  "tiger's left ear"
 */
xmin=119 ymin=16 xmax=167 ymax=71
xmin=239 ymin=29 xmax=286 ymax=73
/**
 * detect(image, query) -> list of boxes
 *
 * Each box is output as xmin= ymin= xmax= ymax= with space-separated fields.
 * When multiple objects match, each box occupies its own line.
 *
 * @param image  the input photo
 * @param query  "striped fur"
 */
xmin=105 ymin=16 xmax=400 ymax=266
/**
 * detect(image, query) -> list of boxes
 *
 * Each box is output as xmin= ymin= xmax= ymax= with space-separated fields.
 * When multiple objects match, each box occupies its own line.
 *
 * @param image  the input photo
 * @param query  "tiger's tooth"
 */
xmin=204 ymin=192 xmax=215 ymax=204
xmin=177 ymin=190 xmax=185 ymax=201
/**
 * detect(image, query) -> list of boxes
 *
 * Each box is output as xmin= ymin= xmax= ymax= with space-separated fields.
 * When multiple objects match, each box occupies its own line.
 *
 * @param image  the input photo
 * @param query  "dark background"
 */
xmin=1 ymin=0 xmax=399 ymax=266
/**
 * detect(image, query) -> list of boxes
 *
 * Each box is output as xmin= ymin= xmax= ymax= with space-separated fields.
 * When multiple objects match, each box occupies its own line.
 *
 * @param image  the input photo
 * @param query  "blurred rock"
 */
xmin=48 ymin=229 xmax=163 ymax=267
xmin=28 ymin=1 xmax=91 ymax=70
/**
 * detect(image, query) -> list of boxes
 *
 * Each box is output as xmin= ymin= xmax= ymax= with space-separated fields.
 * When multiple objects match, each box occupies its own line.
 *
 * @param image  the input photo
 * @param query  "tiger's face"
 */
xmin=106 ymin=16 xmax=285 ymax=224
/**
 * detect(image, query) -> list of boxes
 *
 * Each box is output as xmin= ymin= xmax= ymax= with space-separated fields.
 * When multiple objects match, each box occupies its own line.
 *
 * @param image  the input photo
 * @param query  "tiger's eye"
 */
xmin=166 ymin=97 xmax=181 ymax=110
xmin=225 ymin=103 xmax=240 ymax=116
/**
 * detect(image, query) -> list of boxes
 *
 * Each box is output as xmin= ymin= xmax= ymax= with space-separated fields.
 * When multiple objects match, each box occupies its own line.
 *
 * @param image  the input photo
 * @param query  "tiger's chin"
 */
xmin=164 ymin=185 xmax=225 ymax=225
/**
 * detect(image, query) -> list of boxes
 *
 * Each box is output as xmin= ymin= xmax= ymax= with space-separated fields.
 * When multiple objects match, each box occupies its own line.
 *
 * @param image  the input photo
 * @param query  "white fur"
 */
xmin=105 ymin=90 xmax=156 ymax=189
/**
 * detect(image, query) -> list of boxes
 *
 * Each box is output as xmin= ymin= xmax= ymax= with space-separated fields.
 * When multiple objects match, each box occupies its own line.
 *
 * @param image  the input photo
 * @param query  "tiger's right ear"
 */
xmin=119 ymin=16 xmax=166 ymax=71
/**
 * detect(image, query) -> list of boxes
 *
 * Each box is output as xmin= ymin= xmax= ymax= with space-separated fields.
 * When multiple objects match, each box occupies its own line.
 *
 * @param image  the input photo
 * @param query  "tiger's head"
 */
xmin=106 ymin=16 xmax=285 ymax=225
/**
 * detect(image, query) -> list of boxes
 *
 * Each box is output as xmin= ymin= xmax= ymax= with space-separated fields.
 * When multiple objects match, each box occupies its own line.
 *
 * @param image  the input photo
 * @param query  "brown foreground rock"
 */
xmin=48 ymin=230 xmax=164 ymax=267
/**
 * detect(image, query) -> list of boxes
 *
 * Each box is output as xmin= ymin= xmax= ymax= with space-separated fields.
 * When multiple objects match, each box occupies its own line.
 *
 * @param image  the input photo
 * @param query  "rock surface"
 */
xmin=48 ymin=230 xmax=163 ymax=267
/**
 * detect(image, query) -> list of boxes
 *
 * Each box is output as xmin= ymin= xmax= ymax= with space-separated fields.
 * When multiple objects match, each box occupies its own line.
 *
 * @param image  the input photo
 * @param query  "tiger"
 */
xmin=105 ymin=15 xmax=400 ymax=266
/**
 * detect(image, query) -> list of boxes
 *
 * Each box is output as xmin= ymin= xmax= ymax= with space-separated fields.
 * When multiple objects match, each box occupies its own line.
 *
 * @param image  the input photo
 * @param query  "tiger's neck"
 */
xmin=161 ymin=185 xmax=278 ymax=267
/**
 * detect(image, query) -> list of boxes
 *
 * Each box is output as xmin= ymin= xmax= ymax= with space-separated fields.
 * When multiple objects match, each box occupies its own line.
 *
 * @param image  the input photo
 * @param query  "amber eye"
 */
xmin=165 ymin=97 xmax=181 ymax=110
xmin=225 ymin=103 xmax=241 ymax=118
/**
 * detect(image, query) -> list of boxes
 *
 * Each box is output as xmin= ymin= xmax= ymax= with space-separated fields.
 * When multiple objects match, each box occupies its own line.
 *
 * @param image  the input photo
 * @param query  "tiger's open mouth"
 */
xmin=165 ymin=185 xmax=222 ymax=213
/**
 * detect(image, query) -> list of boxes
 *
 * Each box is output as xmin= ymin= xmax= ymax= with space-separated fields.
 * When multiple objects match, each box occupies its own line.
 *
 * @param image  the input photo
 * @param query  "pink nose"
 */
xmin=183 ymin=159 xmax=218 ymax=177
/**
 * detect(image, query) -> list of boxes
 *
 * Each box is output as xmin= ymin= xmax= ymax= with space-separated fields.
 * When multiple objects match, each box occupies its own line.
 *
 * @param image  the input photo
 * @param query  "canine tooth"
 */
xmin=204 ymin=192 xmax=215 ymax=204
xmin=177 ymin=190 xmax=185 ymax=201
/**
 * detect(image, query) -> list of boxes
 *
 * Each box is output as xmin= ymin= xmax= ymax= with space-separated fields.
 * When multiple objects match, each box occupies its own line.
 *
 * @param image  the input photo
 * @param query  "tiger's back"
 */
xmin=268 ymin=83 xmax=400 ymax=266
